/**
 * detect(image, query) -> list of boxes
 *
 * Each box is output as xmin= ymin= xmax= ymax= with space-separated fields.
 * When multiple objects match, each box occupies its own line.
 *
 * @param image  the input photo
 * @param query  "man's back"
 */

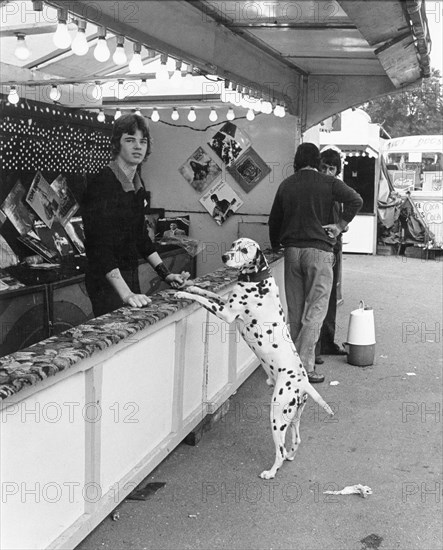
xmin=269 ymin=169 xmax=362 ymax=252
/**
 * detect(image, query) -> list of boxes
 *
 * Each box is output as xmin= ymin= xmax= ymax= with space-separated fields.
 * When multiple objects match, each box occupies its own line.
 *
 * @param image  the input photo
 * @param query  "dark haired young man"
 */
xmin=82 ymin=114 xmax=188 ymax=317
xmin=315 ymin=148 xmax=348 ymax=365
xmin=268 ymin=143 xmax=362 ymax=383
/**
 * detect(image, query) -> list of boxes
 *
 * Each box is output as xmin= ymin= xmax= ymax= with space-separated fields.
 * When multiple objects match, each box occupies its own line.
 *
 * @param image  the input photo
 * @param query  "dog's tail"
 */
xmin=304 ymin=384 xmax=334 ymax=416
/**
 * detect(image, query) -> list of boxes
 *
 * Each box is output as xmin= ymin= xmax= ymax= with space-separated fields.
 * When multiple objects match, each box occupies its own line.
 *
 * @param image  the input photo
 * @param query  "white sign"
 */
xmin=414 ymin=201 xmax=443 ymax=224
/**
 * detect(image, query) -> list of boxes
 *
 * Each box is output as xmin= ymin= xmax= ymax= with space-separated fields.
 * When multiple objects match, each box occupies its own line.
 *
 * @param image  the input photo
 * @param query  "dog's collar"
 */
xmin=238 ymin=268 xmax=272 ymax=283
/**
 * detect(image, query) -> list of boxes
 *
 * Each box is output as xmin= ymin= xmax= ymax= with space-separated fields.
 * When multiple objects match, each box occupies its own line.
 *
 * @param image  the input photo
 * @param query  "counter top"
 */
xmin=0 ymin=252 xmax=282 ymax=402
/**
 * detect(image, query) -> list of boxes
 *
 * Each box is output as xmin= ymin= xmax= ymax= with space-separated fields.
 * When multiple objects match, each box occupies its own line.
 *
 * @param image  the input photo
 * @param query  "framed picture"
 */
xmin=228 ymin=147 xmax=271 ymax=193
xmin=207 ymin=122 xmax=251 ymax=167
xmin=199 ymin=180 xmax=243 ymax=226
xmin=144 ymin=208 xmax=165 ymax=241
xmin=178 ymin=146 xmax=221 ymax=193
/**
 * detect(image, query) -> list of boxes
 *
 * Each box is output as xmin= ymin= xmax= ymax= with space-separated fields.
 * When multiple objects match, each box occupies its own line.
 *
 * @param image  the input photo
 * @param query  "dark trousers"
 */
xmin=86 ymin=267 xmax=141 ymax=318
xmin=316 ymin=244 xmax=341 ymax=355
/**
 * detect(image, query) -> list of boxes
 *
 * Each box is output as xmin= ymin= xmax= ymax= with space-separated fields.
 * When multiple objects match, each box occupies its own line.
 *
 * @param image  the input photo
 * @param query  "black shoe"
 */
xmin=308 ymin=371 xmax=325 ymax=383
xmin=315 ymin=356 xmax=324 ymax=365
xmin=324 ymin=344 xmax=347 ymax=356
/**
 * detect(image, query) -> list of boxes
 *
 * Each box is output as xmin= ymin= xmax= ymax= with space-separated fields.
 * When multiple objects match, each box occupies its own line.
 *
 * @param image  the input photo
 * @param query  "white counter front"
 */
xmin=0 ymin=256 xmax=285 ymax=550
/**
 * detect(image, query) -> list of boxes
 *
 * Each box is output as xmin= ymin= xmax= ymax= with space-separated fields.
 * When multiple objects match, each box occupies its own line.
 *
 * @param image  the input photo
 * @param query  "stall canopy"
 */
xmin=0 ymin=0 xmax=432 ymax=130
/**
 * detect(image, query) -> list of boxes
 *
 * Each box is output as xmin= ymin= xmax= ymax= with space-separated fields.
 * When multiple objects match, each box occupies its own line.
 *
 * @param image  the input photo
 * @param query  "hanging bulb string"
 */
xmin=153 ymin=113 xmax=261 ymax=132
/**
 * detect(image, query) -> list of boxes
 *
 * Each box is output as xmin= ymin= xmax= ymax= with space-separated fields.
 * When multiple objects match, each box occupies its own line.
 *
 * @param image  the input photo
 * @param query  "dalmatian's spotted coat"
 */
xmin=176 ymin=238 xmax=334 ymax=479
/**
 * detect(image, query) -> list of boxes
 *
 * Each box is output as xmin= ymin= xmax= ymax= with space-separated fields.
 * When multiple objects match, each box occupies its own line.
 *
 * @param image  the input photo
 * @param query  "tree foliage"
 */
xmin=360 ymin=69 xmax=443 ymax=137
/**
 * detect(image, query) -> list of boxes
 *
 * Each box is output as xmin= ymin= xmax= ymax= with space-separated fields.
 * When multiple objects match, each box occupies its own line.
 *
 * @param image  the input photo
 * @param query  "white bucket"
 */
xmin=346 ymin=301 xmax=376 ymax=345
xmin=345 ymin=301 xmax=376 ymax=367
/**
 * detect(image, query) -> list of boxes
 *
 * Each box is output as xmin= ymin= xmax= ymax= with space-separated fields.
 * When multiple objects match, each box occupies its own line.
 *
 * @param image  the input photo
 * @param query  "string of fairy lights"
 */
xmin=6 ymin=1 xmax=288 ymax=124
xmin=1 ymin=101 xmax=113 ymax=174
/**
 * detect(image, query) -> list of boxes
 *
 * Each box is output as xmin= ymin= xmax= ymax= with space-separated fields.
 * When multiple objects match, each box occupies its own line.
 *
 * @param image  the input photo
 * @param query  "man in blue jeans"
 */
xmin=268 ymin=143 xmax=362 ymax=383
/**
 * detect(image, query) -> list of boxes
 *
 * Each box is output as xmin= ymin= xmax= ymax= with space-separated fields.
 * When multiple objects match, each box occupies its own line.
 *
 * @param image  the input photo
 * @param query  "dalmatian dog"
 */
xmin=176 ymin=238 xmax=334 ymax=479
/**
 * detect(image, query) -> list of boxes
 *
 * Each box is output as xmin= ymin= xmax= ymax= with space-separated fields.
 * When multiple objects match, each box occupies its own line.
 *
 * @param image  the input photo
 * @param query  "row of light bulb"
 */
xmin=14 ymin=13 xmax=191 ymax=81
xmin=6 ymin=83 xmax=286 ymax=121
xmin=221 ymin=86 xmax=286 ymax=117
xmin=7 ymin=84 xmax=63 ymax=104
xmin=105 ymin=106 xmax=284 ymax=123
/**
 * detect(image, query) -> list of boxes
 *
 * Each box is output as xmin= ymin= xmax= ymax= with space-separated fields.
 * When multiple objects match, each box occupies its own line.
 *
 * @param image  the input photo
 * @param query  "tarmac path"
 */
xmin=77 ymin=254 xmax=442 ymax=550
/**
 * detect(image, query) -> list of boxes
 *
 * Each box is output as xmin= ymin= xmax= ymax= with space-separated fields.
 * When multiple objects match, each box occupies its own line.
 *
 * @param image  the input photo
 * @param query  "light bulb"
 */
xmin=246 ymin=109 xmax=255 ymax=121
xmin=170 ymin=60 xmax=183 ymax=82
xmin=156 ymin=62 xmax=169 ymax=81
xmin=97 ymin=110 xmax=105 ymax=122
xmin=231 ymin=92 xmax=242 ymax=107
xmin=91 ymin=82 xmax=102 ymax=101
xmin=71 ymin=28 xmax=88 ymax=56
xmin=49 ymin=85 xmax=61 ymax=101
xmin=185 ymin=64 xmax=193 ymax=78
xmin=171 ymin=108 xmax=179 ymax=121
xmin=8 ymin=86 xmax=19 ymax=105
xmin=226 ymin=108 xmax=235 ymax=121
xmin=15 ymin=34 xmax=30 ymax=60
xmin=187 ymin=108 xmax=196 ymax=122
xmin=94 ymin=37 xmax=110 ymax=62
xmin=53 ymin=21 xmax=71 ymax=49
xmin=116 ymin=81 xmax=125 ymax=100
xmin=240 ymin=95 xmax=250 ymax=109
xmin=209 ymin=108 xmax=218 ymax=122
xmin=140 ymin=79 xmax=148 ymax=94
xmin=129 ymin=52 xmax=144 ymax=73
xmin=114 ymin=108 xmax=122 ymax=120
xmin=113 ymin=44 xmax=127 ymax=65
xmin=253 ymin=98 xmax=263 ymax=113
xmin=261 ymin=100 xmax=273 ymax=115
xmin=151 ymin=108 xmax=160 ymax=122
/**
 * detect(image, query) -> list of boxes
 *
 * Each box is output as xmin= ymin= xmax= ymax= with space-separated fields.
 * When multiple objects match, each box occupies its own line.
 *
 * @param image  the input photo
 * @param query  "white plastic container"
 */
xmin=345 ymin=301 xmax=376 ymax=366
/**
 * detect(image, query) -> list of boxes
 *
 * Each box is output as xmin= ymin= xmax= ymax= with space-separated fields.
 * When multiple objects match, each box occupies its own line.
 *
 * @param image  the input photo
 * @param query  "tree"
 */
xmin=360 ymin=69 xmax=442 ymax=137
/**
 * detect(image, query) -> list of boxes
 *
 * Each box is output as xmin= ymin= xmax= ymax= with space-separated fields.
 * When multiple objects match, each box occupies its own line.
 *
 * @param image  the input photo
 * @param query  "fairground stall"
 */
xmin=304 ymin=107 xmax=385 ymax=254
xmin=0 ymin=1 xmax=431 ymax=548
xmin=382 ymin=135 xmax=443 ymax=248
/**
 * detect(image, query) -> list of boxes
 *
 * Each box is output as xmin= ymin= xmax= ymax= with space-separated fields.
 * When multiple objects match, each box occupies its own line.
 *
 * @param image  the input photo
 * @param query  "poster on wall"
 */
xmin=207 ymin=122 xmax=251 ymax=167
xmin=227 ymin=147 xmax=271 ymax=193
xmin=178 ymin=147 xmax=222 ymax=193
xmin=199 ymin=180 xmax=243 ymax=226
xmin=26 ymin=171 xmax=60 ymax=228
